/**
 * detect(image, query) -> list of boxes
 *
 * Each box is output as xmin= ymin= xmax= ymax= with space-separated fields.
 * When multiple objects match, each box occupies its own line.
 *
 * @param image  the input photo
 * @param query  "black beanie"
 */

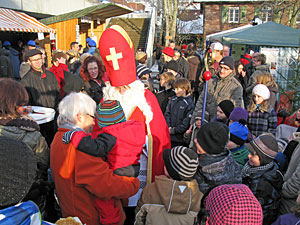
xmin=166 ymin=60 xmax=179 ymax=72
xmin=218 ymin=100 xmax=234 ymax=118
xmin=196 ymin=122 xmax=229 ymax=155
xmin=219 ymin=56 xmax=234 ymax=70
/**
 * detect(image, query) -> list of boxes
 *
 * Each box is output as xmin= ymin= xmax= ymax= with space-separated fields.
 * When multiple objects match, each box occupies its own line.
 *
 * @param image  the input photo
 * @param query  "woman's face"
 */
xmin=254 ymin=94 xmax=264 ymax=105
xmin=296 ymin=108 xmax=300 ymax=120
xmin=87 ymin=62 xmax=98 ymax=79
xmin=237 ymin=64 xmax=244 ymax=74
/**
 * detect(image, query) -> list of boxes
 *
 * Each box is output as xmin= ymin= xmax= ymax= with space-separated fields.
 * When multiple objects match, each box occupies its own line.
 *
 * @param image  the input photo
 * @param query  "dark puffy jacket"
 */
xmin=242 ymin=162 xmax=283 ymax=225
xmin=194 ymin=150 xmax=242 ymax=194
xmin=155 ymin=88 xmax=175 ymax=114
xmin=164 ymin=95 xmax=194 ymax=143
xmin=85 ymin=79 xmax=105 ymax=105
xmin=0 ymin=48 xmax=14 ymax=78
xmin=7 ymin=46 xmax=20 ymax=79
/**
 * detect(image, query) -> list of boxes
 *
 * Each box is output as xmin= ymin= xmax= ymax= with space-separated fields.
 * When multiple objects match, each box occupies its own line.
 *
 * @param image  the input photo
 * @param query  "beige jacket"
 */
xmin=135 ymin=175 xmax=203 ymax=225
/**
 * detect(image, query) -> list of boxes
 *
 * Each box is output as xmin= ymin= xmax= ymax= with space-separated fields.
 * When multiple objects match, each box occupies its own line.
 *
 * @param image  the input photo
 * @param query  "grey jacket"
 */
xmin=280 ymin=141 xmax=300 ymax=215
xmin=191 ymin=72 xmax=244 ymax=123
xmin=135 ymin=175 xmax=202 ymax=225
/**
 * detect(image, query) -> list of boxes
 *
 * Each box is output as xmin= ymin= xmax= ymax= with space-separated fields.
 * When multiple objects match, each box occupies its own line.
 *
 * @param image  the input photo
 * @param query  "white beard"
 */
xmin=103 ymin=80 xmax=153 ymax=124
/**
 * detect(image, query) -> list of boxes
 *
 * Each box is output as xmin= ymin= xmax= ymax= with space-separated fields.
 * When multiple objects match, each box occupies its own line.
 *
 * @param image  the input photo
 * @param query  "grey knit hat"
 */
xmin=163 ymin=146 xmax=198 ymax=181
xmin=0 ymin=136 xmax=37 ymax=207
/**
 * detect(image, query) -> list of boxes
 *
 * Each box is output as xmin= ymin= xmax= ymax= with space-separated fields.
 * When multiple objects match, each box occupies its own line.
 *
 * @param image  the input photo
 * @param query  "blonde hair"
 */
xmin=247 ymin=95 xmax=270 ymax=113
xmin=257 ymin=72 xmax=278 ymax=88
xmin=160 ymin=72 xmax=175 ymax=87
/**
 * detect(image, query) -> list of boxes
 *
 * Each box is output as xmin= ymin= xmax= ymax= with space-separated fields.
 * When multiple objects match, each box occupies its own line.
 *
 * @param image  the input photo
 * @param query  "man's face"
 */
xmin=218 ymin=64 xmax=233 ymax=78
xmin=252 ymin=57 xmax=261 ymax=67
xmin=169 ymin=43 xmax=175 ymax=49
xmin=29 ymin=54 xmax=43 ymax=71
xmin=223 ymin=46 xmax=230 ymax=57
xmin=72 ymin=43 xmax=79 ymax=52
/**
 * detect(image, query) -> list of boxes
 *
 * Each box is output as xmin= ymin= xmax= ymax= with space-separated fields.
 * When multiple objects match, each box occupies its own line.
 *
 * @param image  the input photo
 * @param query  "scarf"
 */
xmin=242 ymin=161 xmax=274 ymax=178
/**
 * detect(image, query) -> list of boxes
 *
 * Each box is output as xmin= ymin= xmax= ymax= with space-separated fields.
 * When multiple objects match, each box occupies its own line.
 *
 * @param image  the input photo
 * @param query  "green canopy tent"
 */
xmin=223 ymin=21 xmax=300 ymax=47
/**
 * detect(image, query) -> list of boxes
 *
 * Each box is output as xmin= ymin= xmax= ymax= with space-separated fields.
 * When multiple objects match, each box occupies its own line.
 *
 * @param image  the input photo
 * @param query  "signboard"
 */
xmin=81 ymin=16 xmax=92 ymax=23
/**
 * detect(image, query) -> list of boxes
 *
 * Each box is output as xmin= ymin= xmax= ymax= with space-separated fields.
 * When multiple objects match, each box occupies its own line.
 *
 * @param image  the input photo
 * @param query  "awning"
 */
xmin=0 ymin=8 xmax=56 ymax=33
xmin=40 ymin=3 xmax=133 ymax=25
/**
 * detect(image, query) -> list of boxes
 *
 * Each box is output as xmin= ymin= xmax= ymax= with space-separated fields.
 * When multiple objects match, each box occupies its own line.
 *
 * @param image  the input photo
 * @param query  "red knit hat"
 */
xmin=99 ymin=25 xmax=137 ymax=87
xmin=162 ymin=47 xmax=175 ymax=57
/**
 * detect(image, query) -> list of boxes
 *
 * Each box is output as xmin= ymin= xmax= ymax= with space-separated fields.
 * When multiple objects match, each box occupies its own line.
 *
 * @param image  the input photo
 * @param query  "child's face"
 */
xmin=254 ymin=94 xmax=264 ymax=105
xmin=195 ymin=119 xmax=201 ymax=128
xmin=227 ymin=140 xmax=238 ymax=150
xmin=160 ymin=78 xmax=166 ymax=87
xmin=248 ymin=152 xmax=261 ymax=167
xmin=217 ymin=106 xmax=227 ymax=120
xmin=175 ymin=87 xmax=186 ymax=97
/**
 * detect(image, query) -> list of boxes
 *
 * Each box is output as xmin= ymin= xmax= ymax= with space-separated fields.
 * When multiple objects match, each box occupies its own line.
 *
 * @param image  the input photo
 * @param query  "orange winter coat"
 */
xmin=50 ymin=128 xmax=140 ymax=225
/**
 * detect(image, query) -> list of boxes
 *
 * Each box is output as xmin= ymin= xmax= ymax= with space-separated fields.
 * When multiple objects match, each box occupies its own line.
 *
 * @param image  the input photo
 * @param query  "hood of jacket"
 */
xmin=154 ymin=175 xmax=202 ymax=214
xmin=255 ymin=64 xmax=269 ymax=71
xmin=0 ymin=48 xmax=10 ymax=57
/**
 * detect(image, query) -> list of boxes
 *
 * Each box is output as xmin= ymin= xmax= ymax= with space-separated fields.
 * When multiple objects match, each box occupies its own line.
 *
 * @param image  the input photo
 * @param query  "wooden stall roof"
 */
xmin=0 ymin=8 xmax=56 ymax=33
xmin=40 ymin=3 xmax=133 ymax=25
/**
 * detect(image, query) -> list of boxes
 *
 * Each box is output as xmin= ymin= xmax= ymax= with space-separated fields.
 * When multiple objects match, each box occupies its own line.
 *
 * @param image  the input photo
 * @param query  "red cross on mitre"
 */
xmin=106 ymin=47 xmax=123 ymax=71
xmin=99 ymin=25 xmax=137 ymax=87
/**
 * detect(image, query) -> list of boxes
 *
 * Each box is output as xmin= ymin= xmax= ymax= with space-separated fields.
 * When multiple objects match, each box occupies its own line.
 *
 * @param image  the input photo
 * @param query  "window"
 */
xmin=228 ymin=7 xmax=239 ymax=23
xmin=297 ymin=12 xmax=300 ymax=23
xmin=261 ymin=5 xmax=272 ymax=22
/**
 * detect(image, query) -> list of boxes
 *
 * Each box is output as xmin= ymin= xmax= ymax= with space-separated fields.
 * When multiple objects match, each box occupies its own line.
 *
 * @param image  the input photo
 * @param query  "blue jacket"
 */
xmin=164 ymin=95 xmax=194 ymax=142
xmin=8 ymin=47 xmax=20 ymax=79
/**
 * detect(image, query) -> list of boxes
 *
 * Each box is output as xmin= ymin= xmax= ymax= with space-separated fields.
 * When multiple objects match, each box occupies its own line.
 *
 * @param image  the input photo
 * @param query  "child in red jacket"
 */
xmin=63 ymin=100 xmax=145 ymax=225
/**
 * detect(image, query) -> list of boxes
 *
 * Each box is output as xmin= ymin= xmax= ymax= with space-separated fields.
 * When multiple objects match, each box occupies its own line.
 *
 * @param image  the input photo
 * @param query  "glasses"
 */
xmin=87 ymin=67 xmax=98 ymax=72
xmin=219 ymin=66 xmax=231 ymax=71
xmin=86 ymin=114 xmax=95 ymax=119
xmin=30 ymin=57 xmax=42 ymax=62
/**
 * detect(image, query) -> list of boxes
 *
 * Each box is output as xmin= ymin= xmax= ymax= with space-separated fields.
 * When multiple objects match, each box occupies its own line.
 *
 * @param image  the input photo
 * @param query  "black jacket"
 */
xmin=0 ymin=48 xmax=14 ymax=79
xmin=164 ymin=95 xmax=194 ymax=142
xmin=85 ymin=79 xmax=105 ymax=105
xmin=242 ymin=163 xmax=283 ymax=225
xmin=21 ymin=68 xmax=60 ymax=109
xmin=155 ymin=88 xmax=175 ymax=114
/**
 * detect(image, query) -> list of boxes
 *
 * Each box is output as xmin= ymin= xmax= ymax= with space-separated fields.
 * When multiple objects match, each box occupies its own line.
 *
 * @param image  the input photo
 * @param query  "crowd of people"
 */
xmin=0 ymin=25 xmax=300 ymax=225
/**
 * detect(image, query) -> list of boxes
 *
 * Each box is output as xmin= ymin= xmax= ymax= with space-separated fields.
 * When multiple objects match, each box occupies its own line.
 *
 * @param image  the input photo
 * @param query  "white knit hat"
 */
xmin=211 ymin=42 xmax=223 ymax=51
xmin=252 ymin=84 xmax=270 ymax=100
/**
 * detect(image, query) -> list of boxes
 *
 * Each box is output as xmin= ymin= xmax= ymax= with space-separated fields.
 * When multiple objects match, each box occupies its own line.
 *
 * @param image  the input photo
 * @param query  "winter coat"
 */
xmin=268 ymin=83 xmax=279 ymax=110
xmin=0 ymin=48 xmax=14 ymax=78
xmin=242 ymin=162 xmax=283 ymax=225
xmin=187 ymin=56 xmax=200 ymax=81
xmin=280 ymin=142 xmax=300 ymax=215
xmin=193 ymin=150 xmax=242 ymax=194
xmin=85 ymin=79 xmax=105 ymax=105
xmin=49 ymin=63 xmax=69 ymax=97
xmin=50 ymin=127 xmax=140 ymax=225
xmin=272 ymin=213 xmax=300 ymax=225
xmin=155 ymin=88 xmax=175 ymax=114
xmin=135 ymin=175 xmax=203 ymax=225
xmin=191 ymin=72 xmax=244 ymax=123
xmin=0 ymin=116 xmax=49 ymax=175
xmin=21 ymin=68 xmax=60 ymax=109
xmin=183 ymin=125 xmax=200 ymax=153
xmin=165 ymin=95 xmax=194 ymax=143
xmin=247 ymin=108 xmax=277 ymax=137
xmin=176 ymin=57 xmax=190 ymax=79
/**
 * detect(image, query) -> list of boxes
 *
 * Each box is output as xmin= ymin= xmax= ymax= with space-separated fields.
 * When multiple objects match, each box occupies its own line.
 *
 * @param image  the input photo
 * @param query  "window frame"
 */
xmin=228 ymin=6 xmax=240 ymax=23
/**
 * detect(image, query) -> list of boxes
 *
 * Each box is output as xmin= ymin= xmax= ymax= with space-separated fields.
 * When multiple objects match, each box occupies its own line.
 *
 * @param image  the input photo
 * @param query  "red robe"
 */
xmin=93 ymin=89 xmax=171 ymax=182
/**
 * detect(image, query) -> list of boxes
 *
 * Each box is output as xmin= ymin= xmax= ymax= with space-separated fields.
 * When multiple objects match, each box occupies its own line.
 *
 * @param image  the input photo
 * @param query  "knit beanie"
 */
xmin=219 ymin=56 xmax=234 ymax=70
xmin=245 ymin=133 xmax=278 ymax=166
xmin=197 ymin=122 xmax=229 ymax=155
xmin=163 ymin=146 xmax=198 ymax=181
xmin=218 ymin=100 xmax=234 ymax=118
xmin=166 ymin=60 xmax=179 ymax=72
xmin=205 ymin=184 xmax=263 ymax=225
xmin=252 ymin=84 xmax=270 ymax=100
xmin=136 ymin=64 xmax=152 ymax=79
xmin=229 ymin=122 xmax=249 ymax=146
xmin=194 ymin=110 xmax=209 ymax=124
xmin=136 ymin=51 xmax=147 ymax=61
xmin=229 ymin=107 xmax=248 ymax=125
xmin=96 ymin=100 xmax=126 ymax=128
xmin=0 ymin=136 xmax=37 ymax=207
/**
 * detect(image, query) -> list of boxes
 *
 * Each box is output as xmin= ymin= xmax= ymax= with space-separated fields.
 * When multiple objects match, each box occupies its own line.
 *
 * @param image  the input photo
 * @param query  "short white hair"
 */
xmin=57 ymin=92 xmax=96 ymax=127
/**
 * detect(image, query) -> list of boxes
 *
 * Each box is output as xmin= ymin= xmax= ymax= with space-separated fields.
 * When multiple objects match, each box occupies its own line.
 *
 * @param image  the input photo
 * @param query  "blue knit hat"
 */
xmin=3 ymin=41 xmax=11 ymax=46
xmin=88 ymin=40 xmax=96 ymax=47
xmin=96 ymin=100 xmax=126 ymax=128
xmin=27 ymin=40 xmax=36 ymax=47
xmin=229 ymin=122 xmax=248 ymax=146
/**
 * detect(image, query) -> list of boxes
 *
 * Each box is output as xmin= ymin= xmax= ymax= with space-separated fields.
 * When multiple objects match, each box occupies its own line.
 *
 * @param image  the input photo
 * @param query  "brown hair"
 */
xmin=160 ymin=72 xmax=175 ymax=87
xmin=80 ymin=56 xmax=104 ymax=82
xmin=257 ymin=72 xmax=278 ymax=88
xmin=253 ymin=53 xmax=266 ymax=65
xmin=52 ymin=51 xmax=66 ymax=63
xmin=174 ymin=78 xmax=191 ymax=94
xmin=0 ymin=78 xmax=28 ymax=118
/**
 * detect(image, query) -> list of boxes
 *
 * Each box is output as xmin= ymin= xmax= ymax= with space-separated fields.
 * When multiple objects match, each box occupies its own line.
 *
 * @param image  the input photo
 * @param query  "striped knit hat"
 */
xmin=96 ymin=100 xmax=126 ymax=128
xmin=163 ymin=146 xmax=198 ymax=181
xmin=136 ymin=64 xmax=152 ymax=79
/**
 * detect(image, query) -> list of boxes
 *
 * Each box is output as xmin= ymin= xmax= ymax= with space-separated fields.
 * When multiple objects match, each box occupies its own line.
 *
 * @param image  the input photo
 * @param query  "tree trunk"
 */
xmin=163 ymin=0 xmax=178 ymax=46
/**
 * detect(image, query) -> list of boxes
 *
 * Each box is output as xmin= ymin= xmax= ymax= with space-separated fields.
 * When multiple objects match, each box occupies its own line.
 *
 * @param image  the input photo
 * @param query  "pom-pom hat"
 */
xmin=99 ymin=25 xmax=136 ymax=87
